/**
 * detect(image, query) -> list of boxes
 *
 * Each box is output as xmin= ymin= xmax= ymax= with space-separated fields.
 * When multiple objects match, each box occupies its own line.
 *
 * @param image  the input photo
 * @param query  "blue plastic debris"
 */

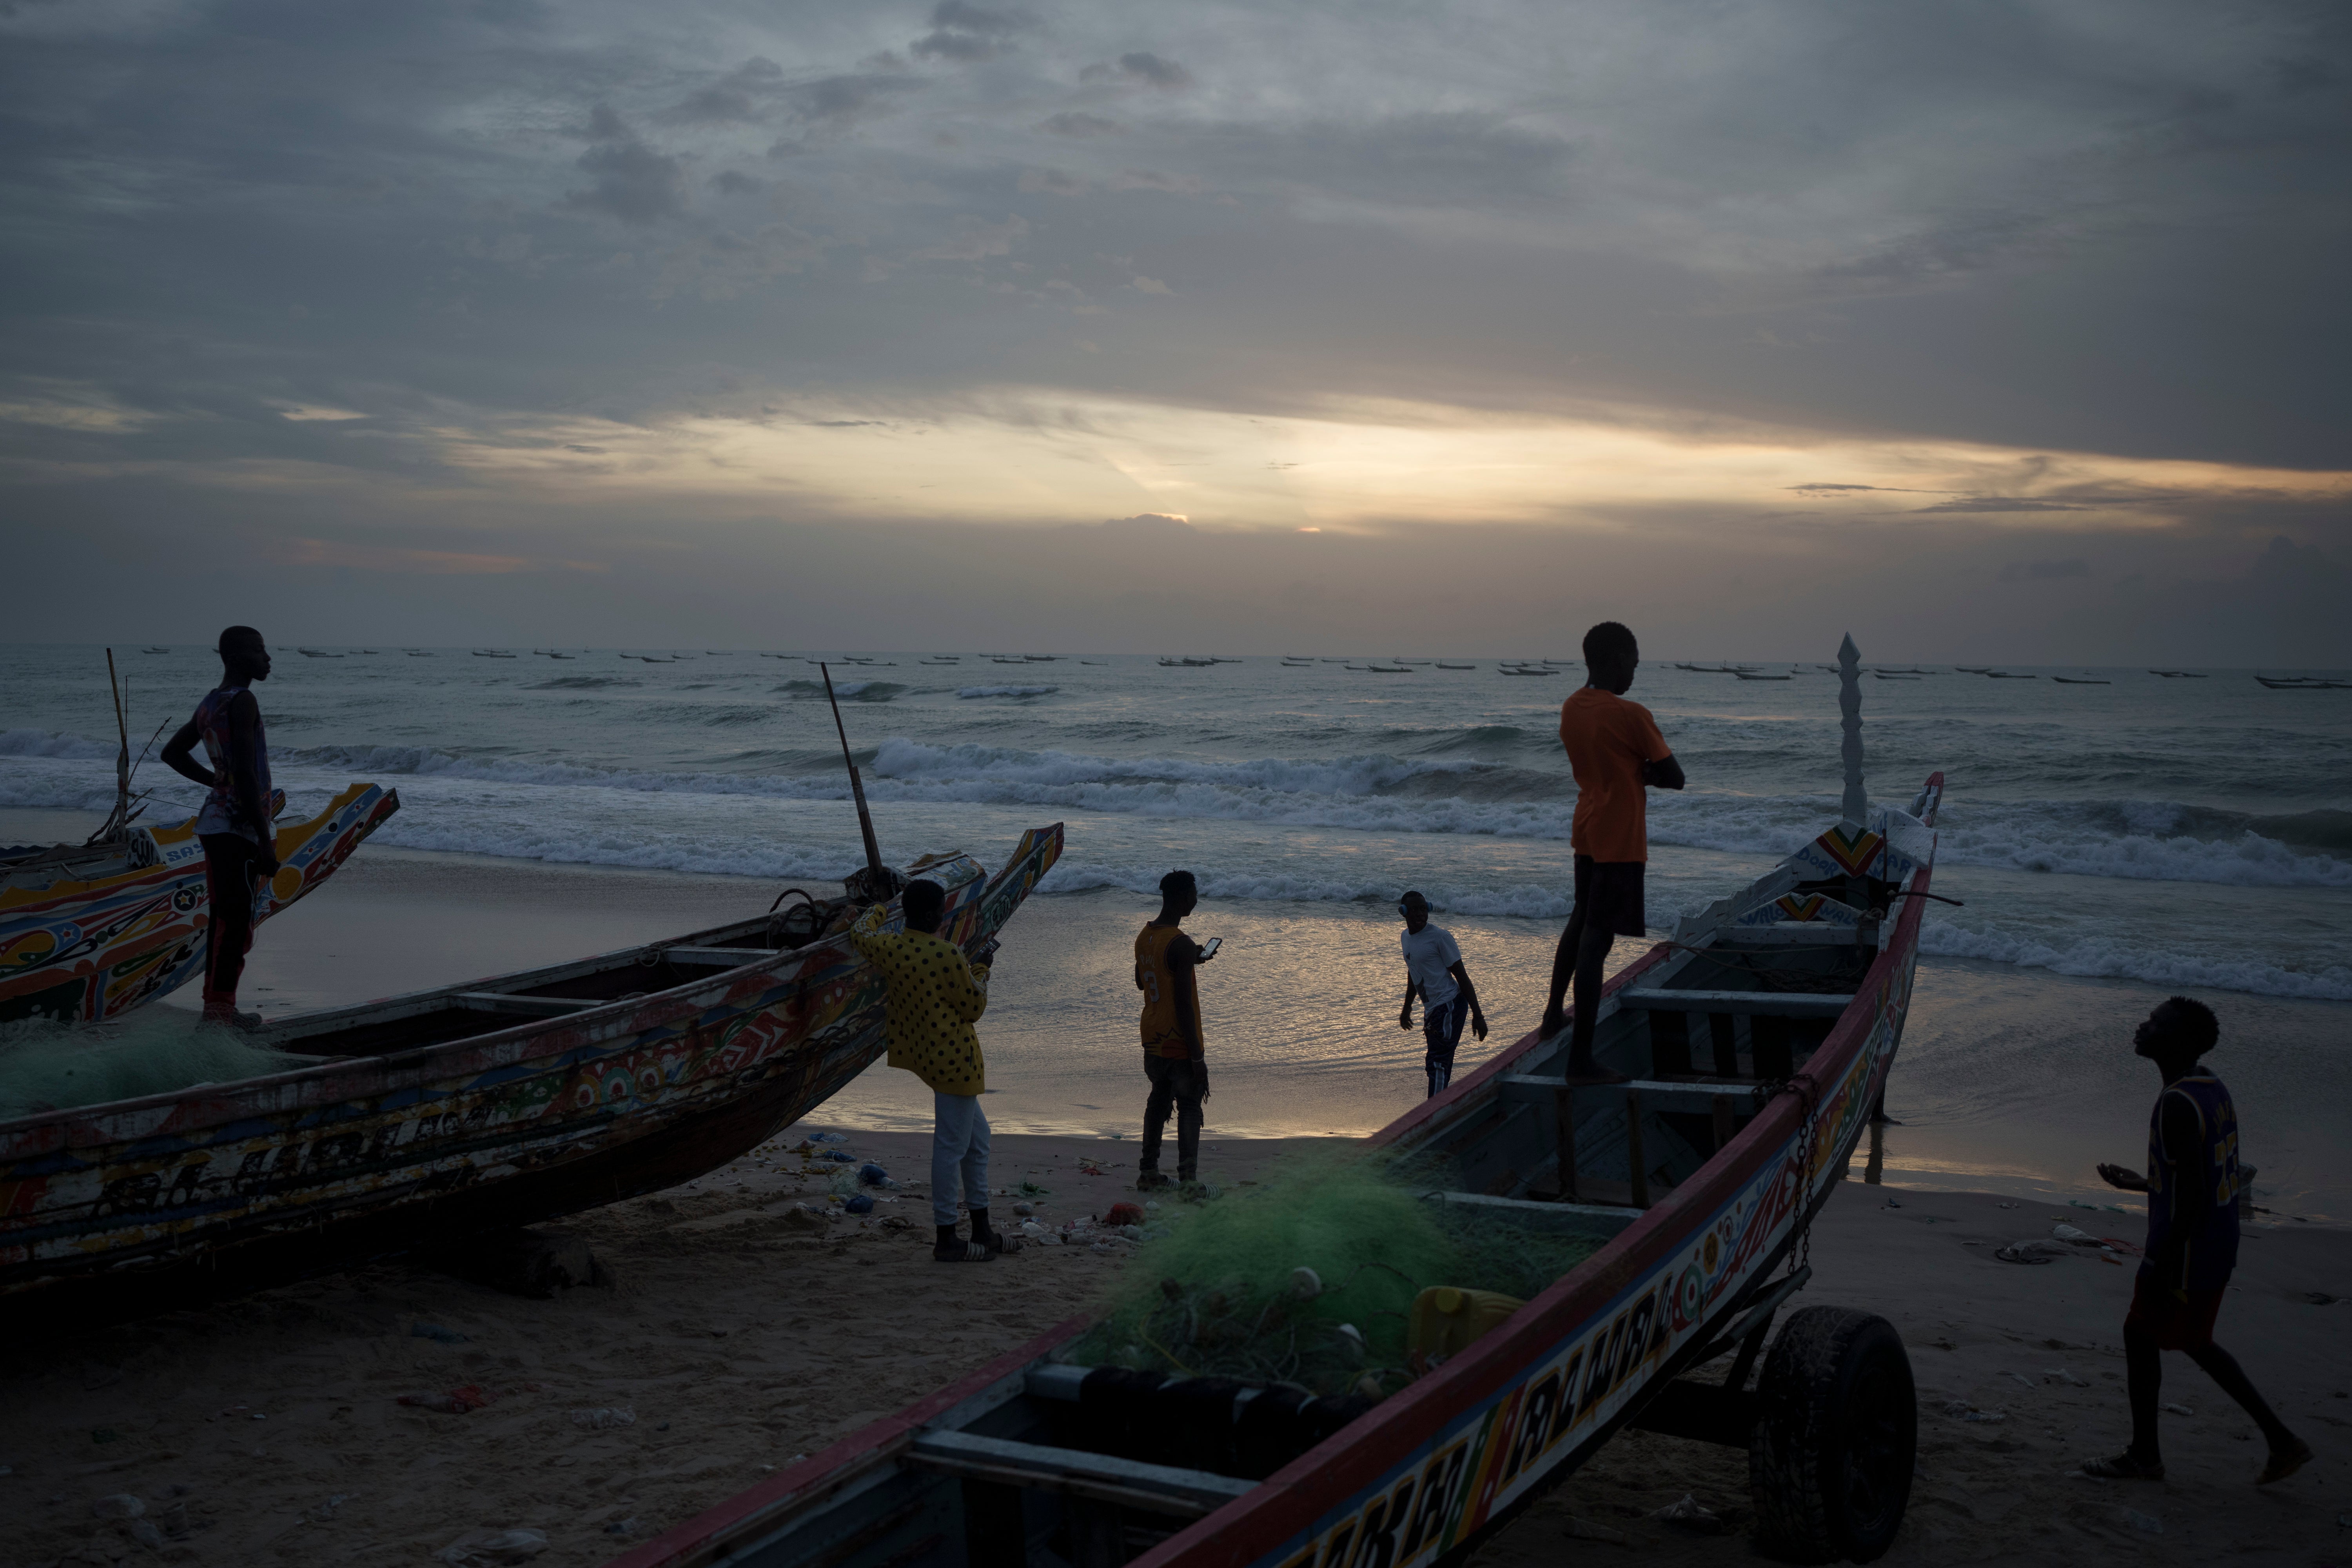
xmin=842 ymin=1193 xmax=875 ymax=1216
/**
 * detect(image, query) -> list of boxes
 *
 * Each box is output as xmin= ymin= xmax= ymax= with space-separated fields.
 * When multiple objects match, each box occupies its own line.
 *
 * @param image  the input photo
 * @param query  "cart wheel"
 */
xmin=1748 ymin=1305 xmax=1915 ymax=1563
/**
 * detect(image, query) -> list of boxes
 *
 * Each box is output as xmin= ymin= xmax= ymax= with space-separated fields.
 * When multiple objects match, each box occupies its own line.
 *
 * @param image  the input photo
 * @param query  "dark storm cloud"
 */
xmin=1040 ymin=111 xmax=1123 ymax=138
xmin=912 ymin=1 xmax=1028 ymax=63
xmin=1998 ymin=557 xmax=2093 ymax=582
xmin=563 ymin=109 xmax=687 ymax=225
xmin=1100 ymin=51 xmax=1192 ymax=89
xmin=1914 ymin=497 xmax=2085 ymax=514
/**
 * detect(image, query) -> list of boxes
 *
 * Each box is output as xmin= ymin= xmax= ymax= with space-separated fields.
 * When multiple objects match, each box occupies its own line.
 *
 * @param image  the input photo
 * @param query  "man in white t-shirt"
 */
xmin=1397 ymin=891 xmax=1487 ymax=1097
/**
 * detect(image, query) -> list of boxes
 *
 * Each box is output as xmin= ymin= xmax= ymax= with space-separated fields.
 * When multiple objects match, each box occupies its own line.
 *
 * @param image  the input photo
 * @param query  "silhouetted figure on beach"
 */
xmin=849 ymin=878 xmax=1011 ymax=1262
xmin=2081 ymin=997 xmax=2309 ymax=1485
xmin=1540 ymin=621 xmax=1683 ymax=1081
xmin=1134 ymin=869 xmax=1215 ymax=1189
xmin=161 ymin=626 xmax=278 ymax=1029
xmin=1396 ymin=891 xmax=1486 ymax=1097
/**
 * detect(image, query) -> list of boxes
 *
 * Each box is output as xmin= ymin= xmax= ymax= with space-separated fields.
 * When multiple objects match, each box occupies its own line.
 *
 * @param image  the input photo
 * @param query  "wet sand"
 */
xmin=5 ymin=1149 xmax=2347 ymax=1568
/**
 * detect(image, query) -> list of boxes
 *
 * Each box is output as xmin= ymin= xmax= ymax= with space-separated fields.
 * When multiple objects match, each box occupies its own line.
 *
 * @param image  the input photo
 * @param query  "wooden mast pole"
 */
xmin=104 ymin=648 xmax=130 ymax=838
xmin=820 ymin=662 xmax=892 ymax=898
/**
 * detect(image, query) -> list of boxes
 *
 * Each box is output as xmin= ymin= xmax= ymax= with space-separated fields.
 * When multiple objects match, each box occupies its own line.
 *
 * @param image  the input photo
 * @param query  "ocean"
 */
xmin=5 ymin=645 xmax=2348 ymax=1211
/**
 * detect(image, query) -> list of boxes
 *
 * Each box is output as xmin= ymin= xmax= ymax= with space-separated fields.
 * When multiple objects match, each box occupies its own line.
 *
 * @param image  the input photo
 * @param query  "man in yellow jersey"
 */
xmin=849 ymin=878 xmax=1011 ymax=1262
xmin=1134 ymin=869 xmax=1216 ymax=1190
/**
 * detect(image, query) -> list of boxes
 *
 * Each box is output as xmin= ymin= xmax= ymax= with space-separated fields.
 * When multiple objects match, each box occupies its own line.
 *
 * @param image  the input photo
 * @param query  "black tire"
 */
xmin=1748 ymin=1305 xmax=1916 ymax=1563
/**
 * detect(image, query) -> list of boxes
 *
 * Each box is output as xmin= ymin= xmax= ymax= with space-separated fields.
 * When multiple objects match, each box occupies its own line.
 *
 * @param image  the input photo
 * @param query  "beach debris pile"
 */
xmin=1996 ymin=1222 xmax=2140 ymax=1265
xmin=1065 ymin=1152 xmax=1599 ymax=1397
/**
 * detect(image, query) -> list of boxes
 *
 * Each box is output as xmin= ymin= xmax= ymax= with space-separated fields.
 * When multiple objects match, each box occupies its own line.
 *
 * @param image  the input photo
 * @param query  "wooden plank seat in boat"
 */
xmin=907 ymin=1431 xmax=1254 ymax=1518
xmin=450 ymin=992 xmax=604 ymax=1015
xmin=661 ymin=946 xmax=783 ymax=967
xmin=1496 ymin=1073 xmax=1767 ymax=1111
xmin=1615 ymin=987 xmax=1857 ymax=1016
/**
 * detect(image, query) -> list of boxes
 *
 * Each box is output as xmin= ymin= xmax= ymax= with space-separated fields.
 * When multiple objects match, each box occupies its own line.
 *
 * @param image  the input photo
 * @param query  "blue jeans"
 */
xmin=932 ymin=1093 xmax=991 ymax=1228
xmin=1423 ymin=995 xmax=1468 ymax=1098
xmin=1141 ymin=1056 xmax=1205 ymax=1181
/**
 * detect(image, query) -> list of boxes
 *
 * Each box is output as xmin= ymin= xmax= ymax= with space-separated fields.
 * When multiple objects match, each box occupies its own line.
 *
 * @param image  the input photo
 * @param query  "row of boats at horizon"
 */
xmin=121 ymin=645 xmax=2348 ymax=687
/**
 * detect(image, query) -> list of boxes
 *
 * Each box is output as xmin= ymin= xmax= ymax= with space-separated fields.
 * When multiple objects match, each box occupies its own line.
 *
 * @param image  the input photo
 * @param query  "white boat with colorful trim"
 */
xmin=612 ymin=638 xmax=1944 ymax=1568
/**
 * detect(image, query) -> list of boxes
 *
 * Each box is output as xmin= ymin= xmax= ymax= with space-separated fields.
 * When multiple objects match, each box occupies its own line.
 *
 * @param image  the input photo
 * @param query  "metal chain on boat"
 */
xmin=1769 ymin=1071 xmax=1822 ymax=1278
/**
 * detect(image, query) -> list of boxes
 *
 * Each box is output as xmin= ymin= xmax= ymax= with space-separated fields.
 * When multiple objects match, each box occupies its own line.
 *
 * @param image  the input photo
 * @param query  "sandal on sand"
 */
xmin=2079 ymin=1452 xmax=2164 ymax=1481
xmin=934 ymin=1240 xmax=995 ymax=1263
xmin=982 ymin=1230 xmax=1022 ymax=1256
xmin=2257 ymin=1439 xmax=2314 ymax=1485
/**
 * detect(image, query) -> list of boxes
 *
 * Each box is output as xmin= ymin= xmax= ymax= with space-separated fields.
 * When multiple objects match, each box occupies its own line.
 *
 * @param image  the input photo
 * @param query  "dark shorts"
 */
xmin=1423 ymin=994 xmax=1468 ymax=1056
xmin=2126 ymin=1271 xmax=2226 ymax=1350
xmin=1572 ymin=855 xmax=1647 ymax=938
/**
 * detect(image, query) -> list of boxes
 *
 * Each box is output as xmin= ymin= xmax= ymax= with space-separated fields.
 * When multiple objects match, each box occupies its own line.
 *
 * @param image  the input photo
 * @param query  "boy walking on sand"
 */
xmin=1134 ymin=869 xmax=1216 ymax=1190
xmin=1540 ymin=621 xmax=1683 ymax=1081
xmin=849 ymin=879 xmax=1013 ymax=1262
xmin=1396 ymin=891 xmax=1486 ymax=1097
xmin=2082 ymin=997 xmax=2310 ymax=1485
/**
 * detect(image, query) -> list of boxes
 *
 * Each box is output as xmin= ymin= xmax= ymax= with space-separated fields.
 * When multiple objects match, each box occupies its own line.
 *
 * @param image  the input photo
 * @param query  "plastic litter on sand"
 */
xmin=572 ymin=1406 xmax=636 ymax=1428
xmin=437 ymin=1527 xmax=551 ymax=1565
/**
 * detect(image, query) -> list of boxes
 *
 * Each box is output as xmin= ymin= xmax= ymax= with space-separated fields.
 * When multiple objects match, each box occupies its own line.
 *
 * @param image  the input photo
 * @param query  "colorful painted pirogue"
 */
xmin=0 ymin=782 xmax=401 ymax=1025
xmin=613 ymin=650 xmax=1938 ymax=1568
xmin=0 ymin=822 xmax=1063 ymax=1328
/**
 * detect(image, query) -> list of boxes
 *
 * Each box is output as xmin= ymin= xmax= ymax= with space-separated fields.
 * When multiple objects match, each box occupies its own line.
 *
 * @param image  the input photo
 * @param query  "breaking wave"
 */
xmin=4 ymin=729 xmax=2345 ymax=891
xmin=1919 ymin=917 xmax=2352 ymax=1002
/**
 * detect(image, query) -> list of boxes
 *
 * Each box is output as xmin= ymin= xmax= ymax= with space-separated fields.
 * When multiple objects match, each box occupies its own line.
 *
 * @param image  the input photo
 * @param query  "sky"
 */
xmin=2 ymin=0 xmax=2347 ymax=662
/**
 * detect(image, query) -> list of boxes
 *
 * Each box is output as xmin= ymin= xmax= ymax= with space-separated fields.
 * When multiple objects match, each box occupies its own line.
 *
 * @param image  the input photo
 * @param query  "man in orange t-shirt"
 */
xmin=1542 ymin=621 xmax=1684 ymax=1080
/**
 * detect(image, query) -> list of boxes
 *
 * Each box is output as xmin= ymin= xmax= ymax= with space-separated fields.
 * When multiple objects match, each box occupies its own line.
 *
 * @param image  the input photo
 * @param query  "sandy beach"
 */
xmin=3 ymin=817 xmax=2348 ymax=1567
xmin=4 ymin=1142 xmax=2346 ymax=1568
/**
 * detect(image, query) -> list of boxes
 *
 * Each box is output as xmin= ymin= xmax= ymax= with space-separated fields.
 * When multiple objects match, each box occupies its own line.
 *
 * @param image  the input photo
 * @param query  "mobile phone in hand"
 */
xmin=1198 ymin=936 xmax=1222 ymax=961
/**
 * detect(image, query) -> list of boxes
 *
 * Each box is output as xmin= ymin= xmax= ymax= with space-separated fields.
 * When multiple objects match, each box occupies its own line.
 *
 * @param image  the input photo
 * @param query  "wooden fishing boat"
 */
xmin=1 ymin=782 xmax=401 ymax=1025
xmin=620 ymin=644 xmax=1942 ymax=1568
xmin=0 ymin=823 xmax=1063 ymax=1329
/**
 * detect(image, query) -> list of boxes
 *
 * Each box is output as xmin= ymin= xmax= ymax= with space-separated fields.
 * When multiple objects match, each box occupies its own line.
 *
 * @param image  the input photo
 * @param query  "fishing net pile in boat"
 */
xmin=0 ymin=1011 xmax=303 ymax=1119
xmin=1066 ymin=1152 xmax=1600 ymax=1398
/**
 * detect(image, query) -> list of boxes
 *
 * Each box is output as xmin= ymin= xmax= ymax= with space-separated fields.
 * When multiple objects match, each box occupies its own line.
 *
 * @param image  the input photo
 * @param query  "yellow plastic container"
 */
xmin=1407 ymin=1286 xmax=1525 ymax=1368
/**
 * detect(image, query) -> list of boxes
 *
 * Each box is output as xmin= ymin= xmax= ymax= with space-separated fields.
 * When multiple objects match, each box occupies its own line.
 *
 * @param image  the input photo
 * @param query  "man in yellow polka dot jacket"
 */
xmin=851 ymin=878 xmax=1013 ymax=1262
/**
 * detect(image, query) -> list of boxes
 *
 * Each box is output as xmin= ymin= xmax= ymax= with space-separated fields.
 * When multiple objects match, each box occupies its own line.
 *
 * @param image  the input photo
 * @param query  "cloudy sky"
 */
xmin=3 ymin=0 xmax=2346 ymax=660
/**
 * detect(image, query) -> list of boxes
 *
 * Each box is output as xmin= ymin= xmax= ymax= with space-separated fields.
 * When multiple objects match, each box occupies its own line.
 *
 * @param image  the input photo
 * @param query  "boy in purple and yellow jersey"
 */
xmin=2082 ymin=996 xmax=2310 ymax=1485
xmin=1540 ymin=621 xmax=1683 ymax=1082
xmin=1134 ymin=869 xmax=1215 ymax=1189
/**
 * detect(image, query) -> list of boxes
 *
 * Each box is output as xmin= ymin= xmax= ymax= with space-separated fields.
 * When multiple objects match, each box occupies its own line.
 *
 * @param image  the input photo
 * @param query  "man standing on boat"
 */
xmin=1540 ymin=621 xmax=1683 ymax=1082
xmin=849 ymin=880 xmax=1012 ymax=1262
xmin=2083 ymin=997 xmax=2310 ymax=1485
xmin=1135 ymin=869 xmax=1215 ymax=1190
xmin=1396 ymin=891 xmax=1486 ymax=1097
xmin=160 ymin=625 xmax=278 ymax=1030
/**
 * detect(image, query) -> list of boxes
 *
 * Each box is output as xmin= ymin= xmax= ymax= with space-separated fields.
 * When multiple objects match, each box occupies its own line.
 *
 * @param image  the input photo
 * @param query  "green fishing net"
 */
xmin=1069 ymin=1151 xmax=1600 ymax=1397
xmin=0 ymin=1010 xmax=304 ymax=1120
